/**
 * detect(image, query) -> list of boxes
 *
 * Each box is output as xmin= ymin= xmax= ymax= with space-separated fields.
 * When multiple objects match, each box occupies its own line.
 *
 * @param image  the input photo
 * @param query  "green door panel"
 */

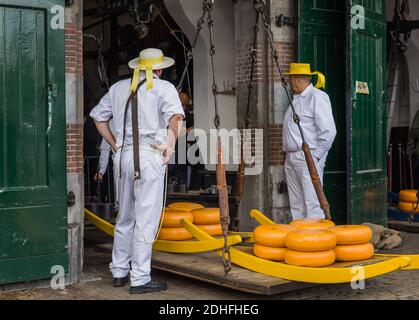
xmin=0 ymin=0 xmax=67 ymax=284
xmin=347 ymin=0 xmax=387 ymax=225
xmin=298 ymin=0 xmax=346 ymax=224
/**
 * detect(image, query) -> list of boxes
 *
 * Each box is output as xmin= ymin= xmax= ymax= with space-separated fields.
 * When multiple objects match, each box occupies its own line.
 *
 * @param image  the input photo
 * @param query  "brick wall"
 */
xmin=66 ymin=124 xmax=84 ymax=174
xmin=65 ymin=22 xmax=83 ymax=174
xmin=65 ymin=23 xmax=83 ymax=75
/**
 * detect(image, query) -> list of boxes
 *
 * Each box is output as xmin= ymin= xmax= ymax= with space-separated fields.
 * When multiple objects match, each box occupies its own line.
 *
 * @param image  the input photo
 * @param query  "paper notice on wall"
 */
xmin=355 ymin=81 xmax=370 ymax=94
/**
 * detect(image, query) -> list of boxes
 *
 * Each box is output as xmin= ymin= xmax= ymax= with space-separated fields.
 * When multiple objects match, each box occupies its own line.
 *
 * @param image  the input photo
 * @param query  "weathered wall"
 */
xmin=164 ymin=0 xmax=237 ymax=170
xmin=65 ymin=0 xmax=84 ymax=284
xmin=267 ymin=0 xmax=297 ymax=223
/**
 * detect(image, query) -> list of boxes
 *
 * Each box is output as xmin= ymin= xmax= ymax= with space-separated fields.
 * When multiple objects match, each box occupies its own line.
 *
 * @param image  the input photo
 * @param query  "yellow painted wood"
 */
xmin=84 ymin=209 xmax=242 ymax=253
xmin=249 ymin=209 xmax=275 ymax=225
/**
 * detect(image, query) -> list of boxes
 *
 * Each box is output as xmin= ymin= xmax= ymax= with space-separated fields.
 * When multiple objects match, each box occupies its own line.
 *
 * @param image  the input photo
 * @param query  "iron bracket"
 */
xmin=275 ymin=14 xmax=297 ymax=28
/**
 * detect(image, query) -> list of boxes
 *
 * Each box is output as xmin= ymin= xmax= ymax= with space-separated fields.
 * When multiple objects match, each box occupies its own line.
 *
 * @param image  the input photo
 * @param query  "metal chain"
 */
xmin=253 ymin=0 xmax=307 ymax=143
xmin=235 ymin=6 xmax=260 ymax=204
xmin=408 ymin=189 xmax=419 ymax=223
xmin=206 ymin=0 xmax=232 ymax=276
xmin=176 ymin=2 xmax=210 ymax=92
xmin=244 ymin=7 xmax=260 ymax=129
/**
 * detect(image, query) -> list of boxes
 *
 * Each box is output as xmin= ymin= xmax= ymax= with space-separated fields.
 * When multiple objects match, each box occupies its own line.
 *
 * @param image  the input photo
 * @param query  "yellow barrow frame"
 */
xmin=180 ymin=210 xmax=419 ymax=284
xmin=84 ymin=208 xmax=242 ymax=253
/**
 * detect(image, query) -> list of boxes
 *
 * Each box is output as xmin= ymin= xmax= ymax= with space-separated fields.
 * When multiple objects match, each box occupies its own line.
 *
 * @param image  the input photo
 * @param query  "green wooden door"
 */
xmin=346 ymin=0 xmax=387 ymax=224
xmin=298 ymin=0 xmax=347 ymax=224
xmin=0 ymin=0 xmax=67 ymax=284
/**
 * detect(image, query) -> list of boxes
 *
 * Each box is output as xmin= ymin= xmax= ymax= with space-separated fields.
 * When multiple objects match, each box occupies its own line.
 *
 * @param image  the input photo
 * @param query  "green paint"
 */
xmin=347 ymin=0 xmax=387 ymax=225
xmin=0 ymin=0 xmax=67 ymax=285
xmin=298 ymin=0 xmax=387 ymax=225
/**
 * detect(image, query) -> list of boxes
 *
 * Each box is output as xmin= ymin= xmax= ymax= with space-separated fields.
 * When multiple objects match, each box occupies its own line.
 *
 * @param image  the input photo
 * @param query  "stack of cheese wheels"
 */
xmin=284 ymin=228 xmax=337 ymax=267
xmin=252 ymin=224 xmax=296 ymax=261
xmin=167 ymin=201 xmax=205 ymax=212
xmin=157 ymin=209 xmax=195 ymax=241
xmin=330 ymin=225 xmax=374 ymax=261
xmin=290 ymin=218 xmax=336 ymax=230
xmin=398 ymin=190 xmax=419 ymax=213
xmin=190 ymin=208 xmax=223 ymax=236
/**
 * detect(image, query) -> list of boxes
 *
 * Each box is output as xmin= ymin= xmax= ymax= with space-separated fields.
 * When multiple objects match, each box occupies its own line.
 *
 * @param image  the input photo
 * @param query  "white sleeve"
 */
xmin=98 ymin=139 xmax=111 ymax=175
xmin=90 ymin=91 xmax=113 ymax=122
xmin=160 ymin=83 xmax=185 ymax=126
xmin=313 ymin=93 xmax=337 ymax=160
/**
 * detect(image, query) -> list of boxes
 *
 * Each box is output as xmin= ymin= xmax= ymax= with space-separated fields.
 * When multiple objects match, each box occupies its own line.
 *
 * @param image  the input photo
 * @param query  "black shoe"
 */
xmin=113 ymin=275 xmax=129 ymax=287
xmin=130 ymin=280 xmax=168 ymax=294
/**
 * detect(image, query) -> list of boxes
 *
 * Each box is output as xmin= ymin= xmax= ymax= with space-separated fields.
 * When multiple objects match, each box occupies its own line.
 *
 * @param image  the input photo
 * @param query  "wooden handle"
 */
xmin=302 ymin=143 xmax=331 ymax=220
xmin=216 ymin=137 xmax=230 ymax=232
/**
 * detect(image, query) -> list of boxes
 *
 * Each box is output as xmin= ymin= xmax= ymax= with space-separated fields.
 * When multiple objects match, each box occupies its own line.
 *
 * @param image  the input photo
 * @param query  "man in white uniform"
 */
xmin=90 ymin=48 xmax=184 ymax=294
xmin=282 ymin=63 xmax=337 ymax=220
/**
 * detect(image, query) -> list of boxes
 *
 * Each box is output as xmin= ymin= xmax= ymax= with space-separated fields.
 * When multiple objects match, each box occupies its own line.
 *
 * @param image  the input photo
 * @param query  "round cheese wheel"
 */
xmin=253 ymin=224 xmax=296 ymax=247
xmin=399 ymin=189 xmax=418 ymax=203
xmin=330 ymin=225 xmax=372 ymax=245
xmin=168 ymin=202 xmax=205 ymax=211
xmin=399 ymin=201 xmax=419 ymax=213
xmin=191 ymin=208 xmax=220 ymax=225
xmin=196 ymin=224 xmax=223 ymax=236
xmin=290 ymin=218 xmax=335 ymax=229
xmin=161 ymin=209 xmax=194 ymax=228
xmin=253 ymin=244 xmax=287 ymax=261
xmin=284 ymin=249 xmax=336 ymax=267
xmin=334 ymin=243 xmax=374 ymax=261
xmin=157 ymin=227 xmax=193 ymax=241
xmin=285 ymin=229 xmax=337 ymax=251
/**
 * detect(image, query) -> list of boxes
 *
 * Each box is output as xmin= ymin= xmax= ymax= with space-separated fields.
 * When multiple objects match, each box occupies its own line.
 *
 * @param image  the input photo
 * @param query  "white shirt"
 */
xmin=282 ymin=84 xmax=336 ymax=160
xmin=97 ymin=120 xmax=115 ymax=175
xmin=90 ymin=72 xmax=185 ymax=149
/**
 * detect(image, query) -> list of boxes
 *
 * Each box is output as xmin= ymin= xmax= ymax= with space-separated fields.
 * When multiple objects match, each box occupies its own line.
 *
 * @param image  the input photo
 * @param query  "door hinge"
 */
xmin=67 ymin=191 xmax=76 ymax=207
xmin=275 ymin=14 xmax=297 ymax=28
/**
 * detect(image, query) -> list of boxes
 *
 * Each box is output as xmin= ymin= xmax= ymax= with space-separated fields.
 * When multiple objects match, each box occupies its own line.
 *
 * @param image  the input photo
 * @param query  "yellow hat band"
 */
xmin=130 ymin=55 xmax=164 ymax=92
xmin=138 ymin=55 xmax=164 ymax=68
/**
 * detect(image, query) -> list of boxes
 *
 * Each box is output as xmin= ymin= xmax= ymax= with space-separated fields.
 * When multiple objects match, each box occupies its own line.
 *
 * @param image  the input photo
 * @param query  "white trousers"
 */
xmin=109 ymin=146 xmax=165 ymax=286
xmin=285 ymin=150 xmax=326 ymax=220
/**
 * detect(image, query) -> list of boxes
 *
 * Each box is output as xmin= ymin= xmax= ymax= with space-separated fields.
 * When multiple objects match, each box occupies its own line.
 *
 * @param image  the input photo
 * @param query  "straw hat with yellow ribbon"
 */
xmin=284 ymin=63 xmax=326 ymax=89
xmin=128 ymin=48 xmax=175 ymax=92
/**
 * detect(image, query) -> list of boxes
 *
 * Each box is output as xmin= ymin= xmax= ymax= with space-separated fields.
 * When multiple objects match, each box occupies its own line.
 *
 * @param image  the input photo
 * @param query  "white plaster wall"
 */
xmin=164 ymin=0 xmax=237 ymax=170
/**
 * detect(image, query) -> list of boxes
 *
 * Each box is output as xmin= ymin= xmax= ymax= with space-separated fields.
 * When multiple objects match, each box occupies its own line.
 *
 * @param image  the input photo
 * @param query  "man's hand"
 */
xmin=94 ymin=172 xmax=103 ymax=182
xmin=151 ymin=144 xmax=174 ymax=164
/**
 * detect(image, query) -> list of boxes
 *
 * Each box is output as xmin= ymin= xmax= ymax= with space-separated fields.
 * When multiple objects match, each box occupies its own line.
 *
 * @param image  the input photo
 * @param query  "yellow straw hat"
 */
xmin=284 ymin=63 xmax=326 ymax=89
xmin=128 ymin=48 xmax=175 ymax=92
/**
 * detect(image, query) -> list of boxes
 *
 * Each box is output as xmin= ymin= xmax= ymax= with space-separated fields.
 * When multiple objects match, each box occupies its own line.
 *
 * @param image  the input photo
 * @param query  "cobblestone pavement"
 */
xmin=1 ymin=229 xmax=418 ymax=300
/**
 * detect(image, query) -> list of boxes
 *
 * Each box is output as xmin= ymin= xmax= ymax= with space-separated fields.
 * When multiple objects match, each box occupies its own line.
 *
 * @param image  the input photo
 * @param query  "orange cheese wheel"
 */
xmin=168 ymin=202 xmax=205 ymax=211
xmin=284 ymin=249 xmax=336 ymax=267
xmin=329 ymin=225 xmax=372 ymax=245
xmin=191 ymin=208 xmax=220 ymax=225
xmin=334 ymin=243 xmax=374 ymax=261
xmin=285 ymin=229 xmax=337 ymax=252
xmin=399 ymin=190 xmax=418 ymax=203
xmin=157 ymin=227 xmax=193 ymax=241
xmin=253 ymin=244 xmax=287 ymax=261
xmin=253 ymin=224 xmax=296 ymax=247
xmin=197 ymin=224 xmax=223 ymax=236
xmin=161 ymin=209 xmax=194 ymax=228
xmin=290 ymin=218 xmax=335 ymax=229
xmin=399 ymin=201 xmax=419 ymax=213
